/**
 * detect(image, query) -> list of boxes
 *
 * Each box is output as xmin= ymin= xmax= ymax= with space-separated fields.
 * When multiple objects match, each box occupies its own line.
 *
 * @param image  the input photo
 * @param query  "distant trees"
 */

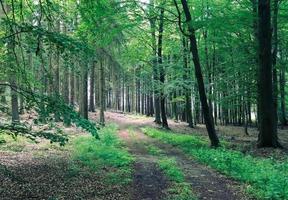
xmin=1 ymin=0 xmax=288 ymax=148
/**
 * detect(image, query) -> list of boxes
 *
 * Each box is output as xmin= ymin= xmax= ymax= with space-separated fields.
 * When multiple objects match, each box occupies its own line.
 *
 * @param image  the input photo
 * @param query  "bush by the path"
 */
xmin=142 ymin=127 xmax=288 ymax=200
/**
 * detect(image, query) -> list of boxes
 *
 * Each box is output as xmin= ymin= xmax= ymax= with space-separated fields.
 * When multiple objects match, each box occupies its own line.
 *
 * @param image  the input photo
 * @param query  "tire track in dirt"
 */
xmin=118 ymin=129 xmax=168 ymax=200
xmin=108 ymin=112 xmax=252 ymax=200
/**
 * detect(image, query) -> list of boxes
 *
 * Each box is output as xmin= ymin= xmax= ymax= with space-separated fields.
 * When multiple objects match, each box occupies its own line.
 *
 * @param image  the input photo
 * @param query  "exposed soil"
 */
xmin=118 ymin=129 xmax=168 ymax=200
xmin=103 ymin=111 xmax=251 ymax=200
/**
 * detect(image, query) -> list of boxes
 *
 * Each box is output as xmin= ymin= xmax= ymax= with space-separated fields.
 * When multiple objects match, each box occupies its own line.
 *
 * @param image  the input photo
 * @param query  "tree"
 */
xmin=149 ymin=0 xmax=161 ymax=124
xmin=257 ymin=0 xmax=279 ymax=147
xmin=89 ymin=61 xmax=96 ymax=112
xmin=174 ymin=0 xmax=219 ymax=147
xmin=99 ymin=58 xmax=105 ymax=126
xmin=158 ymin=8 xmax=169 ymax=129
xmin=182 ymin=37 xmax=193 ymax=128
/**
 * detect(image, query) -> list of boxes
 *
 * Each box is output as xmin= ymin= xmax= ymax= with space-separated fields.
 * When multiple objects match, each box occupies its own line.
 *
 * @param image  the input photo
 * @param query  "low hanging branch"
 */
xmin=0 ymin=83 xmax=100 ymax=140
xmin=0 ymin=123 xmax=68 ymax=146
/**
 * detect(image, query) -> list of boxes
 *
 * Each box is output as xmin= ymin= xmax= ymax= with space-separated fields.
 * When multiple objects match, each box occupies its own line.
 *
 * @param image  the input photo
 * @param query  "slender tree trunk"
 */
xmin=149 ymin=0 xmax=161 ymax=124
xmin=122 ymin=76 xmax=125 ymax=112
xmin=63 ymin=66 xmax=70 ymax=104
xmin=89 ymin=61 xmax=95 ymax=112
xmin=176 ymin=0 xmax=219 ymax=147
xmin=158 ymin=8 xmax=169 ymax=129
xmin=99 ymin=59 xmax=105 ymax=125
xmin=10 ymin=75 xmax=19 ymax=123
xmin=70 ymin=68 xmax=75 ymax=106
xmin=173 ymin=91 xmax=178 ymax=121
xmin=182 ymin=37 xmax=193 ymax=128
xmin=126 ymin=85 xmax=131 ymax=112
xmin=80 ymin=63 xmax=88 ymax=120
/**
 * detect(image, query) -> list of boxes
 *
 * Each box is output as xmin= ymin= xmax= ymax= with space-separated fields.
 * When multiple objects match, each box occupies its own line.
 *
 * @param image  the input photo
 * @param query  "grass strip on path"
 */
xmin=142 ymin=127 xmax=288 ymax=200
xmin=146 ymin=144 xmax=196 ymax=200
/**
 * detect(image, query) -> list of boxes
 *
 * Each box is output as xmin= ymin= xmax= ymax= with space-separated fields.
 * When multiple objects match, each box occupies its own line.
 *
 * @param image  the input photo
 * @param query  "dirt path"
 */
xmin=118 ymin=128 xmax=168 ymax=200
xmin=104 ymin=111 xmax=251 ymax=200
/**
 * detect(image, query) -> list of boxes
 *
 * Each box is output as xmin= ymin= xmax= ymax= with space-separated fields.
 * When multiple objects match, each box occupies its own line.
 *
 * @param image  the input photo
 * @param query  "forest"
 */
xmin=0 ymin=0 xmax=288 ymax=199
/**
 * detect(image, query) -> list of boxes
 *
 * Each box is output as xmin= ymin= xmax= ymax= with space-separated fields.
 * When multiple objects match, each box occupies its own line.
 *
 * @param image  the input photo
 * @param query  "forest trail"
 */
xmin=104 ymin=111 xmax=250 ymax=200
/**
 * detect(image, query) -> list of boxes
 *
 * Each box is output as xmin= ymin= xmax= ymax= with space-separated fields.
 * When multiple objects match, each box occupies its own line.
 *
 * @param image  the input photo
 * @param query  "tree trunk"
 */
xmin=182 ymin=37 xmax=193 ymax=128
xmin=99 ymin=59 xmax=105 ymax=125
xmin=279 ymin=52 xmax=287 ymax=126
xmin=272 ymin=0 xmax=279 ymax=127
xmin=10 ymin=75 xmax=19 ymax=123
xmin=89 ymin=61 xmax=95 ymax=112
xmin=176 ymin=0 xmax=219 ymax=147
xmin=158 ymin=8 xmax=169 ymax=129
xmin=70 ymin=68 xmax=75 ymax=106
xmin=257 ymin=0 xmax=279 ymax=147
xmin=80 ymin=63 xmax=88 ymax=120
xmin=149 ymin=0 xmax=161 ymax=124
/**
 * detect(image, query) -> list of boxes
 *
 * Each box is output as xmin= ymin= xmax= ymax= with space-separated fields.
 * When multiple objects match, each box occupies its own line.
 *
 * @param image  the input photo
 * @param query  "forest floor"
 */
xmin=0 ymin=111 xmax=287 ymax=200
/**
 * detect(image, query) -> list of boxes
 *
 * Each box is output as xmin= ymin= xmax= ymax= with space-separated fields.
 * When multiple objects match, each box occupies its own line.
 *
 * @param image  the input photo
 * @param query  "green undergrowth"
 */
xmin=142 ymin=127 xmax=288 ymax=200
xmin=146 ymin=144 xmax=196 ymax=200
xmin=70 ymin=124 xmax=134 ymax=185
xmin=0 ymin=133 xmax=35 ymax=152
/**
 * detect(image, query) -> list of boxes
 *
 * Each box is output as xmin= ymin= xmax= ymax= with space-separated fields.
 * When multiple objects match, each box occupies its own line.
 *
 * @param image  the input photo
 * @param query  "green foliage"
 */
xmin=71 ymin=124 xmax=134 ymax=185
xmin=21 ymin=92 xmax=100 ymax=139
xmin=0 ymin=134 xmax=30 ymax=152
xmin=0 ymin=123 xmax=68 ymax=146
xmin=142 ymin=127 xmax=288 ymax=200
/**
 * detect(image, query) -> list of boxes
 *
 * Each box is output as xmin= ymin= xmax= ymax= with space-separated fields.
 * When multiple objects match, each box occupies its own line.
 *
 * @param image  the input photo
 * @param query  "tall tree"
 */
xmin=182 ymin=37 xmax=193 ymax=128
xmin=158 ymin=8 xmax=169 ymax=129
xmin=149 ymin=0 xmax=161 ymax=124
xmin=174 ymin=0 xmax=219 ymax=147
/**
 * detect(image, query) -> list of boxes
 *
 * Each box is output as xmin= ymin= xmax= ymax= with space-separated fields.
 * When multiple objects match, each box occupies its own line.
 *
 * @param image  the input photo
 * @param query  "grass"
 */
xmin=142 ymin=127 xmax=288 ymax=200
xmin=0 ymin=133 xmax=34 ymax=152
xmin=146 ymin=144 xmax=196 ymax=200
xmin=70 ymin=124 xmax=134 ymax=185
xmin=147 ymin=144 xmax=164 ymax=155
xmin=158 ymin=157 xmax=185 ymax=183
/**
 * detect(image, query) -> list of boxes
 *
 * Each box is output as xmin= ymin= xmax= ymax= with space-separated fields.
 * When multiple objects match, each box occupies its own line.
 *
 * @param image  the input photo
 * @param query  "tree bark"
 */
xmin=182 ymin=37 xmax=193 ymax=128
xmin=80 ymin=63 xmax=88 ymax=120
xmin=158 ymin=8 xmax=169 ymax=129
xmin=99 ymin=59 xmax=105 ymax=125
xmin=176 ymin=0 xmax=219 ymax=147
xmin=10 ymin=75 xmax=19 ymax=123
xmin=89 ymin=61 xmax=95 ymax=112
xmin=149 ymin=0 xmax=161 ymax=124
xmin=257 ymin=0 xmax=279 ymax=147
xmin=272 ymin=0 xmax=279 ymax=127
